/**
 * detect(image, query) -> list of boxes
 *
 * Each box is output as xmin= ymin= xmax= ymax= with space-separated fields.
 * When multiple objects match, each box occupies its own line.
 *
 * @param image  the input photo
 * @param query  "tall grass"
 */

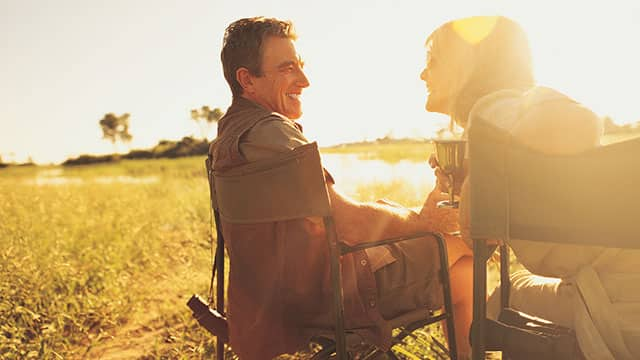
xmin=0 ymin=158 xmax=215 ymax=358
xmin=0 ymin=151 xmax=456 ymax=359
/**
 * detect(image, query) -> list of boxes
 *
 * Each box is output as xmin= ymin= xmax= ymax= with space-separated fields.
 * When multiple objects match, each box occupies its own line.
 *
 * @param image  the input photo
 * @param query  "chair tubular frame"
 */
xmin=468 ymin=120 xmax=640 ymax=359
xmin=194 ymin=143 xmax=459 ymax=359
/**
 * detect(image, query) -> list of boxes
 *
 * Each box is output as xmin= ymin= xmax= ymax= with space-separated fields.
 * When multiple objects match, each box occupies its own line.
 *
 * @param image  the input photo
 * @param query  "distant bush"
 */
xmin=63 ymin=136 xmax=210 ymax=166
xmin=62 ymin=154 xmax=119 ymax=166
xmin=122 ymin=149 xmax=154 ymax=160
xmin=155 ymin=137 xmax=209 ymax=158
xmin=0 ymin=161 xmax=37 ymax=168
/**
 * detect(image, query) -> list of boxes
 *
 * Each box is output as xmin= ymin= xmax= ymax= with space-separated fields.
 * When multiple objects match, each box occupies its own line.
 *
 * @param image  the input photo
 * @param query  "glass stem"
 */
xmin=448 ymin=174 xmax=455 ymax=205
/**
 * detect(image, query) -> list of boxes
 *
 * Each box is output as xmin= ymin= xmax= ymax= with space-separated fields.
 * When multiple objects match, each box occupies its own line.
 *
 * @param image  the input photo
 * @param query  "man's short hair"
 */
xmin=221 ymin=17 xmax=297 ymax=98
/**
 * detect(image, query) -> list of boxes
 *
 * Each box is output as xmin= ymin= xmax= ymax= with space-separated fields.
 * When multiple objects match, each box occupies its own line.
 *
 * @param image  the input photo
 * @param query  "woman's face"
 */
xmin=420 ymin=39 xmax=451 ymax=115
xmin=420 ymin=35 xmax=470 ymax=116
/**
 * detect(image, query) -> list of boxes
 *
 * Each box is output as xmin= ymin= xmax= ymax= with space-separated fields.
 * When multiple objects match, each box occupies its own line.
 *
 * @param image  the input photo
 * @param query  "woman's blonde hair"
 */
xmin=427 ymin=16 xmax=535 ymax=128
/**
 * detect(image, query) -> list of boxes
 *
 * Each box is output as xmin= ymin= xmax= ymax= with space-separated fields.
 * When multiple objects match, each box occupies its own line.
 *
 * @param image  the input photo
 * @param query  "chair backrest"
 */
xmin=205 ymin=141 xmax=349 ymax=358
xmin=209 ymin=142 xmax=332 ymax=223
xmin=469 ymin=119 xmax=640 ymax=248
xmin=468 ymin=119 xmax=640 ymax=360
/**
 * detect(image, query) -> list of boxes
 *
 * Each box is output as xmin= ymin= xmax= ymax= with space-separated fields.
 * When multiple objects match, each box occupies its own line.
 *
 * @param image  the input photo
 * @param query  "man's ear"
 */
xmin=236 ymin=67 xmax=254 ymax=94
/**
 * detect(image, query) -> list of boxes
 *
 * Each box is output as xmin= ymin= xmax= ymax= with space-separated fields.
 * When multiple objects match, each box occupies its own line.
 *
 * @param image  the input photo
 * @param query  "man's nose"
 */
xmin=297 ymin=68 xmax=310 ymax=88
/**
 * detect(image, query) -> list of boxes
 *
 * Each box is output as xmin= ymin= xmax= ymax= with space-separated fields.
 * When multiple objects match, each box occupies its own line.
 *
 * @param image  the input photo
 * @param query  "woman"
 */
xmin=421 ymin=15 xmax=640 ymax=360
xmin=418 ymin=16 xmax=538 ymax=358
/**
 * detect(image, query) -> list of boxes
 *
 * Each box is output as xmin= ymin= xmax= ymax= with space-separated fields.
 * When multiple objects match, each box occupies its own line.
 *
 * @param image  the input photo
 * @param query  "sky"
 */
xmin=2 ymin=0 xmax=640 ymax=164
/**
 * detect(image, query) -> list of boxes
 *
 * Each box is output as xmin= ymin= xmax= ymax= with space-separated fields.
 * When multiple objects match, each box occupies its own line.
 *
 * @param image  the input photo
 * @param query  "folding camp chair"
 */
xmin=467 ymin=119 xmax=640 ymax=359
xmin=189 ymin=142 xmax=458 ymax=359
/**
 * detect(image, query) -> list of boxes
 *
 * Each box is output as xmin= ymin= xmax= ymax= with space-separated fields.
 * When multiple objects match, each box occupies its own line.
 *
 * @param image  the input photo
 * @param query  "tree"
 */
xmin=190 ymin=106 xmax=224 ymax=140
xmin=99 ymin=112 xmax=133 ymax=152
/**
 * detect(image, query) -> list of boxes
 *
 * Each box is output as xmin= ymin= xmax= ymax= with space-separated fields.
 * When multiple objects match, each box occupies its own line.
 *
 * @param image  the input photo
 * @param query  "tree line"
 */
xmin=98 ymin=106 xmax=224 ymax=152
xmin=61 ymin=106 xmax=225 ymax=166
xmin=2 ymin=111 xmax=639 ymax=168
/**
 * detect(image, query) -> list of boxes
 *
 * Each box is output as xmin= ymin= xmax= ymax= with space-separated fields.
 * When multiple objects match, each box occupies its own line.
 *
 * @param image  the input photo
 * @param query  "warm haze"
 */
xmin=2 ymin=0 xmax=640 ymax=164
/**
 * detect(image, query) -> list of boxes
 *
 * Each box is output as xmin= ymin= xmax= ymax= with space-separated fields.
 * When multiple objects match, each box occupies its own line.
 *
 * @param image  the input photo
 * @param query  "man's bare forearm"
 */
xmin=328 ymin=184 xmax=430 ymax=246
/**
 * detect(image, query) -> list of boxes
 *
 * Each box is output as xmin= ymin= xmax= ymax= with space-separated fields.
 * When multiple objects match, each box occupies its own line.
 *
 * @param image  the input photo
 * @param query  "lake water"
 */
xmin=27 ymin=168 xmax=159 ymax=186
xmin=321 ymin=154 xmax=436 ymax=199
xmin=26 ymin=155 xmax=437 ymax=195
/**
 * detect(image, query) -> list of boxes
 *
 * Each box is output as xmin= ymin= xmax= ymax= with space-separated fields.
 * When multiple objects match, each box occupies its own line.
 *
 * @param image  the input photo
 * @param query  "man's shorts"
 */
xmin=374 ymin=235 xmax=443 ymax=319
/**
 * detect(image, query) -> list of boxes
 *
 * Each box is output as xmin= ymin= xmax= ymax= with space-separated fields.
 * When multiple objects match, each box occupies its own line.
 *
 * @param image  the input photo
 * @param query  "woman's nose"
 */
xmin=420 ymin=68 xmax=428 ymax=81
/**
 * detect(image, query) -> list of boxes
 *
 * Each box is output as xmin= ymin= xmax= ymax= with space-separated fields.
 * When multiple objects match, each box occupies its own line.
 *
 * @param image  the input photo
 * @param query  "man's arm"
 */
xmin=327 ymin=183 xmax=431 ymax=246
xmin=241 ymin=117 xmax=437 ymax=246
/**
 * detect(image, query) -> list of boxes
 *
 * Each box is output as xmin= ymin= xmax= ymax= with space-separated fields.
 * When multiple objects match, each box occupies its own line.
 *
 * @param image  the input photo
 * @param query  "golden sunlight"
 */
xmin=452 ymin=16 xmax=499 ymax=44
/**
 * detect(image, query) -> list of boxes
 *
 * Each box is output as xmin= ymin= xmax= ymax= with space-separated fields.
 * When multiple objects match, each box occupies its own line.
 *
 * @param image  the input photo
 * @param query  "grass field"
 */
xmin=0 ymin=149 xmax=454 ymax=359
xmin=1 ymin=158 xmax=216 ymax=359
xmin=3 ymin=133 xmax=635 ymax=359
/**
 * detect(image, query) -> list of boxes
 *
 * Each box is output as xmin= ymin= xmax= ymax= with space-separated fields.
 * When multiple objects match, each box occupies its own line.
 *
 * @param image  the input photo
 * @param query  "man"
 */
xmin=210 ymin=17 xmax=450 ymax=359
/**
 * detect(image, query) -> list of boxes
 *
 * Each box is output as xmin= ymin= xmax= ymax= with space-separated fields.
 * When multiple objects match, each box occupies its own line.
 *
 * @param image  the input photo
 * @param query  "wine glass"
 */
xmin=433 ymin=139 xmax=467 ymax=208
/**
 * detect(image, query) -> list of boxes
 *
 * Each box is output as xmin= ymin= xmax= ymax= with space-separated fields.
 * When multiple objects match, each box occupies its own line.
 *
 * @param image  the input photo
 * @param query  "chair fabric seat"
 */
xmin=198 ymin=142 xmax=459 ymax=359
xmin=468 ymin=115 xmax=640 ymax=359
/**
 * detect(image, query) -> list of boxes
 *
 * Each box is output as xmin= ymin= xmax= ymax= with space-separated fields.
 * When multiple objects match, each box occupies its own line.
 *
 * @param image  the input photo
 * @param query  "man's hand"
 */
xmin=429 ymin=153 xmax=466 ymax=196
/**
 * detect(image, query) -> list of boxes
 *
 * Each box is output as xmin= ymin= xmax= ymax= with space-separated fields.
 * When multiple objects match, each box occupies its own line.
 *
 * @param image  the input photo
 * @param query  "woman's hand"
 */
xmin=429 ymin=153 xmax=467 ymax=196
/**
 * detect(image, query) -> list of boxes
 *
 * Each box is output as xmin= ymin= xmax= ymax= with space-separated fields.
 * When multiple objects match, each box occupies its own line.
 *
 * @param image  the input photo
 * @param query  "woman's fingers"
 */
xmin=434 ymin=167 xmax=450 ymax=193
xmin=435 ymin=166 xmax=466 ymax=196
xmin=428 ymin=153 xmax=439 ymax=169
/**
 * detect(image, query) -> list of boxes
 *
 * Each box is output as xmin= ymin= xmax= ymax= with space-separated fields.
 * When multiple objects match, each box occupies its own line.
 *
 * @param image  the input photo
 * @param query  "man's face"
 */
xmin=247 ymin=36 xmax=309 ymax=120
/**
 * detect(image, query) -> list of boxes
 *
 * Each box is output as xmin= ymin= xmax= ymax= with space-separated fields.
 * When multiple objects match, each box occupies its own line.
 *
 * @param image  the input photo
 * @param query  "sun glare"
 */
xmin=452 ymin=16 xmax=499 ymax=44
xmin=2 ymin=1 xmax=640 ymax=164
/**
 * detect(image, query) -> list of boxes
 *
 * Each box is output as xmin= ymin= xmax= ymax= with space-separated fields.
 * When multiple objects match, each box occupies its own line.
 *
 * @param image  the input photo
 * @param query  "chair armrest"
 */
xmin=340 ymin=231 xmax=445 ymax=255
xmin=340 ymin=232 xmax=450 ymax=288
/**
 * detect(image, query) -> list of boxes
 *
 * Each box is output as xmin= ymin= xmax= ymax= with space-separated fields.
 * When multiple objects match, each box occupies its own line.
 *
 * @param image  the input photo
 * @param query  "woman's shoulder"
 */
xmin=467 ymin=88 xmax=527 ymax=133
xmin=515 ymin=86 xmax=603 ymax=154
xmin=468 ymin=86 xmax=603 ymax=154
xmin=468 ymin=86 xmax=580 ymax=126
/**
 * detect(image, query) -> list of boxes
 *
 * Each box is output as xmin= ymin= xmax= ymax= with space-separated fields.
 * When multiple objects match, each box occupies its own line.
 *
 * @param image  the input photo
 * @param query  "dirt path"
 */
xmin=81 ymin=309 xmax=171 ymax=360
xmin=76 ymin=263 xmax=209 ymax=360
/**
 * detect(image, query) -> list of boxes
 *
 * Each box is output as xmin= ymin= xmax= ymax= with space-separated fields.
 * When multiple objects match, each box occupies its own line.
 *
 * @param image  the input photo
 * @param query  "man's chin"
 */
xmin=285 ymin=110 xmax=303 ymax=120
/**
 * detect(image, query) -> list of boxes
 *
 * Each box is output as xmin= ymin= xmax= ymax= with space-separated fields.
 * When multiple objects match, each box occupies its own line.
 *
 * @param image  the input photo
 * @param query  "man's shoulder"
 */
xmin=245 ymin=113 xmax=309 ymax=148
xmin=239 ymin=115 xmax=309 ymax=162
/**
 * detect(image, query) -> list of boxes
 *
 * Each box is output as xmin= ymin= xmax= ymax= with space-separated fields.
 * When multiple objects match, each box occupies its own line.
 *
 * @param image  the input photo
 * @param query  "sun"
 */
xmin=452 ymin=16 xmax=499 ymax=44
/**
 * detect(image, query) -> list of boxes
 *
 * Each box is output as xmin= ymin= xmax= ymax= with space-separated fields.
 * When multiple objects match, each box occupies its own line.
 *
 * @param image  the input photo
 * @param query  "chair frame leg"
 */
xmin=499 ymin=245 xmax=510 ymax=311
xmin=214 ymin=212 xmax=227 ymax=360
xmin=472 ymin=238 xmax=488 ymax=360
xmin=324 ymin=216 xmax=348 ymax=359
xmin=434 ymin=233 xmax=458 ymax=360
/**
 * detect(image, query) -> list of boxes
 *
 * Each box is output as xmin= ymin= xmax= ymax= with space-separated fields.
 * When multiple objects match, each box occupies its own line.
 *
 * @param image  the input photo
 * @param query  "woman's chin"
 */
xmin=426 ymin=98 xmax=448 ymax=115
xmin=425 ymin=100 xmax=438 ymax=113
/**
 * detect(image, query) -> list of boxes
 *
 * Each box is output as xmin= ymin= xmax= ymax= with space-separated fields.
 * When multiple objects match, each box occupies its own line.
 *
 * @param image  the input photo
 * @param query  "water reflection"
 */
xmin=27 ymin=171 xmax=159 ymax=186
xmin=28 ymin=176 xmax=84 ymax=186
xmin=321 ymin=154 xmax=436 ymax=198
xmin=25 ymin=155 xmax=434 ymax=191
xmin=94 ymin=176 xmax=159 ymax=184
